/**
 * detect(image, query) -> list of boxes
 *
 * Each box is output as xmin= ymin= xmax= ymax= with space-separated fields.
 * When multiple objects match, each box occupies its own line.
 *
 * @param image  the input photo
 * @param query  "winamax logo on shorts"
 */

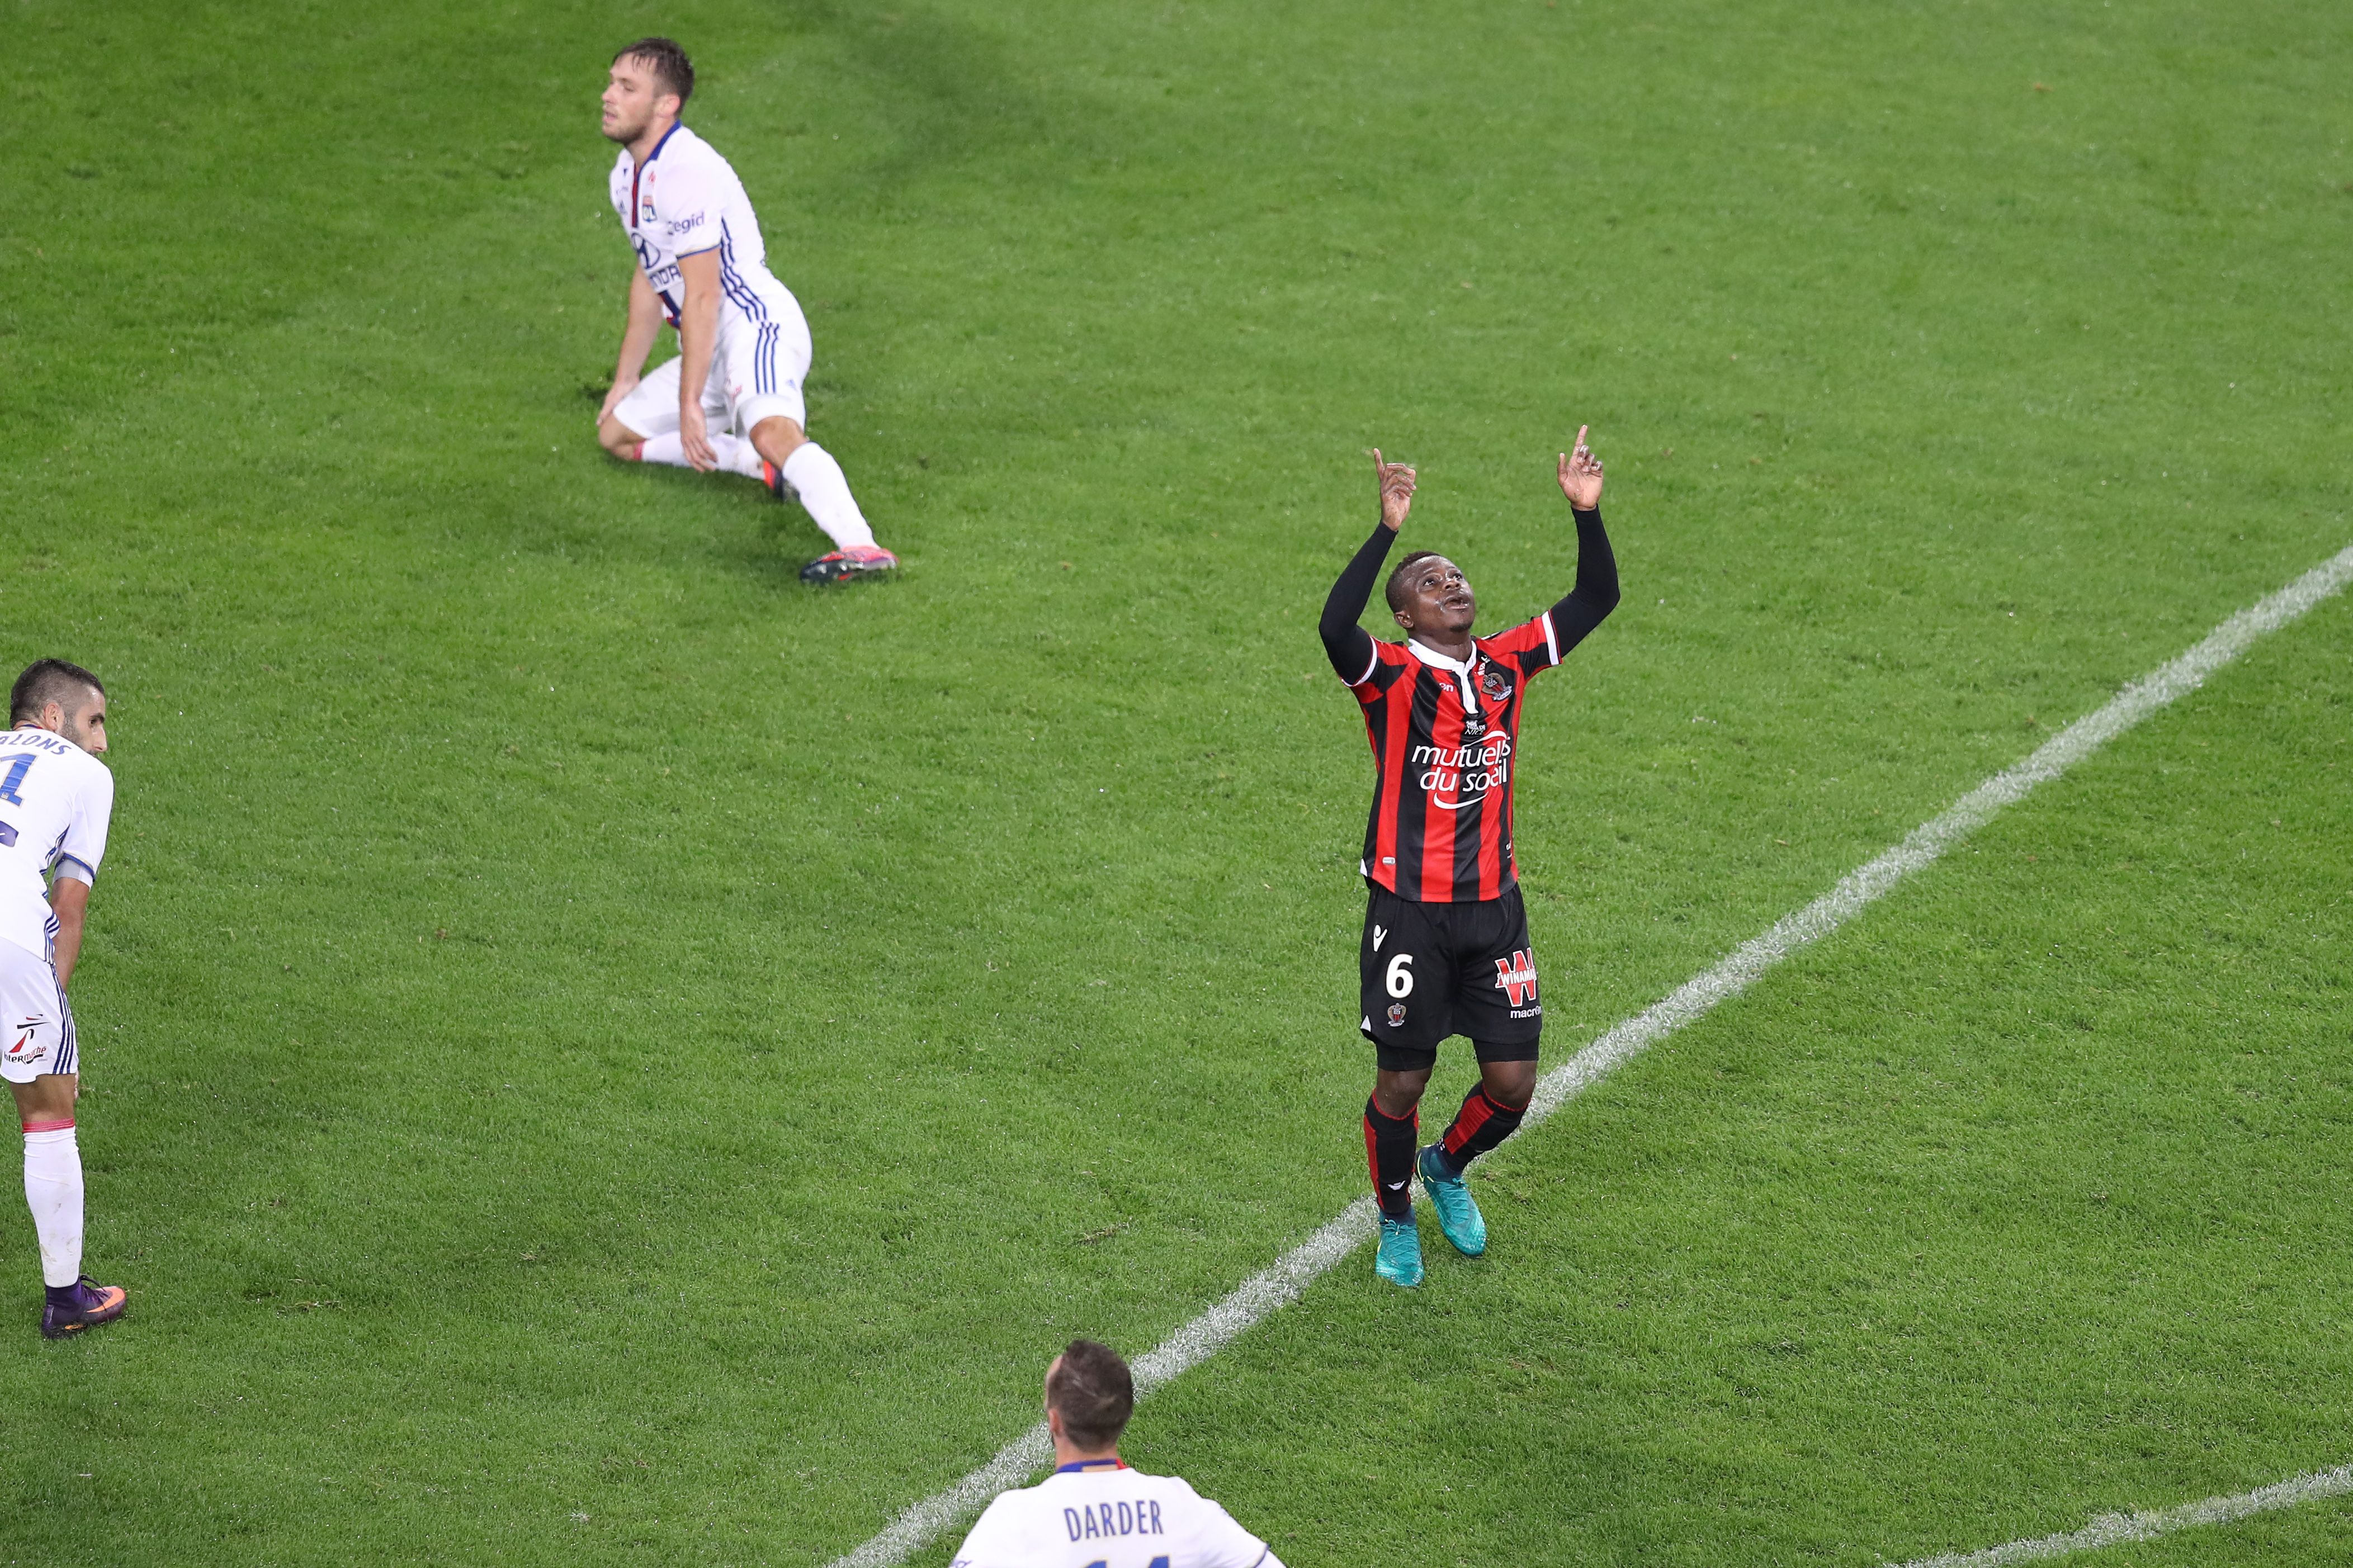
xmin=1412 ymin=735 xmax=1511 ymax=811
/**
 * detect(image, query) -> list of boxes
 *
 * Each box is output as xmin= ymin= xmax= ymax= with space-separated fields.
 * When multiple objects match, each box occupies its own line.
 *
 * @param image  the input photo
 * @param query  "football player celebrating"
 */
xmin=594 ymin=37 xmax=899 ymax=584
xmin=1318 ymin=433 xmax=1619 ymax=1287
xmin=0 ymin=661 xmax=125 ymax=1337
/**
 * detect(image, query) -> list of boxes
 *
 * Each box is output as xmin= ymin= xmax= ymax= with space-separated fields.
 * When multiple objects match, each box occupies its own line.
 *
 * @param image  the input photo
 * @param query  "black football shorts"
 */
xmin=1358 ymin=884 xmax=1543 ymax=1072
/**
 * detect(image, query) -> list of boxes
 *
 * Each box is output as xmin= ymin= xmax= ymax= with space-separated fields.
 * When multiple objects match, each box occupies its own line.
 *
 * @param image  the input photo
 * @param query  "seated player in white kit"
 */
xmin=593 ymin=37 xmax=899 ymax=585
xmin=951 ymin=1339 xmax=1282 ymax=1568
xmin=0 ymin=661 xmax=125 ymax=1338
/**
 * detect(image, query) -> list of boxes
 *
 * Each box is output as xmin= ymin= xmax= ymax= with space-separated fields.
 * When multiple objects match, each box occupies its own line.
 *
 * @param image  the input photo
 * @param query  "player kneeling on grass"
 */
xmin=1319 ymin=434 xmax=1619 ymax=1288
xmin=594 ymin=37 xmax=898 ymax=584
xmin=952 ymin=1338 xmax=1283 ymax=1568
xmin=0 ymin=661 xmax=125 ymax=1338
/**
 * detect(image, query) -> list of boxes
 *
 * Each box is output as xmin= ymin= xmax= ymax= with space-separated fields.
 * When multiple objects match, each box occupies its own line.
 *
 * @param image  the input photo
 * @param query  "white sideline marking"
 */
xmin=826 ymin=544 xmax=2353 ymax=1568
xmin=1892 ymin=1461 xmax=2353 ymax=1565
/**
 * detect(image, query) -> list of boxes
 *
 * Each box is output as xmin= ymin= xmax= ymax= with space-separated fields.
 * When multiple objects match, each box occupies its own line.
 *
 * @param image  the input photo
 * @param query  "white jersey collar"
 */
xmin=1405 ymin=637 xmax=1482 ymax=704
xmin=1405 ymin=637 xmax=1478 ymax=673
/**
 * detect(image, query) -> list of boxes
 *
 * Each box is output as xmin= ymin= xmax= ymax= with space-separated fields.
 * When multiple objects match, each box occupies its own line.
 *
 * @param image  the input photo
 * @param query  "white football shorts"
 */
xmin=0 ymin=941 xmax=74 ymax=1083
xmin=614 ymin=287 xmax=813 ymax=438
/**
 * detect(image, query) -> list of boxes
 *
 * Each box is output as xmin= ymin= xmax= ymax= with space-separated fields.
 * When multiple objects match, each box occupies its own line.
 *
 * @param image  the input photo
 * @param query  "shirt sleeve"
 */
xmin=52 ymin=763 xmax=112 ymax=887
xmin=657 ymin=156 xmax=723 ymax=257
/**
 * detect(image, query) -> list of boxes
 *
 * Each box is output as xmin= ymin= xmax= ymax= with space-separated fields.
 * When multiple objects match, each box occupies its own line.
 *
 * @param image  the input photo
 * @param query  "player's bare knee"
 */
xmin=748 ymin=415 xmax=806 ymax=467
xmin=1373 ymin=1068 xmax=1430 ymax=1119
xmin=8 ymin=1073 xmax=76 ymax=1126
xmin=1479 ymin=1059 xmax=1537 ymax=1110
xmin=597 ymin=418 xmax=642 ymax=458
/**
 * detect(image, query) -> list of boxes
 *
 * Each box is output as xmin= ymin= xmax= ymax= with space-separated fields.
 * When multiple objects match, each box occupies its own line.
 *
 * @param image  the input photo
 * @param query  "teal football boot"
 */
xmin=1374 ymin=1212 xmax=1424 ymax=1288
xmin=1417 ymin=1145 xmax=1488 ymax=1257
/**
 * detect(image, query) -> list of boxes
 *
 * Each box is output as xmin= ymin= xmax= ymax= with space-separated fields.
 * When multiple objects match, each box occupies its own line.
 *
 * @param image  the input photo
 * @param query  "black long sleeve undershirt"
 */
xmin=1317 ymin=523 xmax=1400 ymax=682
xmin=1548 ymin=505 xmax=1621 ymax=653
xmin=1318 ymin=507 xmax=1619 ymax=681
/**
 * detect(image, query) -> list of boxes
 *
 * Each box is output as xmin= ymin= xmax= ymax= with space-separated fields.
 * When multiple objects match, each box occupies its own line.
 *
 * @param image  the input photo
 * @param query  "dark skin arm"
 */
xmin=1547 ymin=431 xmax=1619 ymax=647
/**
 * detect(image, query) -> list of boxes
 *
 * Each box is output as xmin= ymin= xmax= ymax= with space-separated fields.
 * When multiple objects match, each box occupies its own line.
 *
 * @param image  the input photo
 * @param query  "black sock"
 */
xmin=1434 ymin=1086 xmax=1526 ymax=1177
xmin=1363 ymin=1097 xmax=1419 ymax=1220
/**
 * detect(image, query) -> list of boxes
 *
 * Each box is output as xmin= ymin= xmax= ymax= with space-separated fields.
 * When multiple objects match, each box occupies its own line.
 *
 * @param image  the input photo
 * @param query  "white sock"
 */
xmin=636 ymin=433 xmax=767 ymax=479
xmin=636 ymin=432 xmax=690 ymax=467
xmin=710 ymin=434 xmax=767 ymax=479
xmin=779 ymin=442 xmax=877 ymax=551
xmin=23 ymin=1124 xmax=83 ymax=1288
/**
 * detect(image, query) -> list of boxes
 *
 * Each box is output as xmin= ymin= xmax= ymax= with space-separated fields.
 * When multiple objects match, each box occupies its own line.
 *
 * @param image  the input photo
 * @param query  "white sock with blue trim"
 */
xmin=779 ymin=442 xmax=877 ymax=552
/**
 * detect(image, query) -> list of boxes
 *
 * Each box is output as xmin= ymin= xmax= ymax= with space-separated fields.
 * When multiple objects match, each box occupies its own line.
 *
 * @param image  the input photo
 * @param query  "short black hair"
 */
xmin=1384 ymin=550 xmax=1445 ymax=615
xmin=1046 ymin=1339 xmax=1134 ymax=1451
xmin=10 ymin=660 xmax=103 ymax=727
xmin=614 ymin=37 xmax=694 ymax=109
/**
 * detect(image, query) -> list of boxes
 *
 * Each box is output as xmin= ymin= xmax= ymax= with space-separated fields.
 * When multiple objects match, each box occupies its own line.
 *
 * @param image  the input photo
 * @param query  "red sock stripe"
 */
xmin=1441 ymin=1091 xmax=1498 ymax=1158
xmin=22 ymin=1119 xmax=74 ymax=1134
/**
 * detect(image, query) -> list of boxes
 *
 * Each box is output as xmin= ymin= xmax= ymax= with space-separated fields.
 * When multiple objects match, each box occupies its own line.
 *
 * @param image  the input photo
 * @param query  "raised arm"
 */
xmin=1319 ymin=452 xmax=1416 ymax=682
xmin=1546 ymin=428 xmax=1620 ymax=655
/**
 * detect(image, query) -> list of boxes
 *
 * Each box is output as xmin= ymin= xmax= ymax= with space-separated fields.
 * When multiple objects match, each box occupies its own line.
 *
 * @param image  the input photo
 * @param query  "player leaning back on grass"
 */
xmin=1319 ymin=433 xmax=1619 ymax=1287
xmin=594 ymin=37 xmax=898 ymax=584
xmin=0 ymin=661 xmax=125 ymax=1338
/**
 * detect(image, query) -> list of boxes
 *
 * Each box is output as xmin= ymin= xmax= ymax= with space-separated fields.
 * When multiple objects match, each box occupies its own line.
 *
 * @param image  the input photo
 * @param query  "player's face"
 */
xmin=1393 ymin=555 xmax=1476 ymax=637
xmin=601 ymin=59 xmax=672 ymax=145
xmin=57 ymin=691 xmax=106 ymax=755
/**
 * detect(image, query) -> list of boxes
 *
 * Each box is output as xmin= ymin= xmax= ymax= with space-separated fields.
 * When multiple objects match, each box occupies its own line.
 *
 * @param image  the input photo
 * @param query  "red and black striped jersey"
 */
xmin=1317 ymin=508 xmax=1619 ymax=904
xmin=1340 ymin=618 xmax=1562 ymax=902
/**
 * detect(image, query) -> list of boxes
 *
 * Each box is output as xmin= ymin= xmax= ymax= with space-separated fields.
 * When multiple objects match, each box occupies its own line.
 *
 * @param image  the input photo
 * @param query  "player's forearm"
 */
xmin=48 ymin=880 xmax=88 ymax=991
xmin=613 ymin=312 xmax=662 ymax=382
xmin=1320 ymin=522 xmax=1395 ymax=676
xmin=1547 ymin=506 xmax=1620 ymax=653
xmin=614 ymin=273 xmax=664 ymax=382
xmin=676 ymin=290 xmax=719 ymax=406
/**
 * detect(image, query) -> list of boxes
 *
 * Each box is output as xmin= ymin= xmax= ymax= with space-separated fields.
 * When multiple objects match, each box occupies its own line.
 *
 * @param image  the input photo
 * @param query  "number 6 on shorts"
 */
xmin=1385 ymin=952 xmax=1414 ymax=997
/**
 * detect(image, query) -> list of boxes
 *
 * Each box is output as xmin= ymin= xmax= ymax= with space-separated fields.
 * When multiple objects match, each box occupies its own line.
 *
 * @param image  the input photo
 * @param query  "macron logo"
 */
xmin=1372 ymin=924 xmax=1387 ymax=951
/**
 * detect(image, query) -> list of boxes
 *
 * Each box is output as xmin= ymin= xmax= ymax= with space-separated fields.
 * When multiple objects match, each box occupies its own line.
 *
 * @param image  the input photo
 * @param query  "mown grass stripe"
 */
xmin=828 ymin=542 xmax=2353 ymax=1568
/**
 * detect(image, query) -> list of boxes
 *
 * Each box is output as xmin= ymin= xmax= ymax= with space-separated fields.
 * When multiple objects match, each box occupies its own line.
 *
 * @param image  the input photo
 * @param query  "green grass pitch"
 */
xmin=4 ymin=0 xmax=2351 ymax=1562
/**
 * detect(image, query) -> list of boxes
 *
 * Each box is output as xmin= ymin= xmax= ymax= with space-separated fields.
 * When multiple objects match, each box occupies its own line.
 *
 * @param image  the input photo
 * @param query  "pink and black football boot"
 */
xmin=798 ymin=545 xmax=899 ymax=584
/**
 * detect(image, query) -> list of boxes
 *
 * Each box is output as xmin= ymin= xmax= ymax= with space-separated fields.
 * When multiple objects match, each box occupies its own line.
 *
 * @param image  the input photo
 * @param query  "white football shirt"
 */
xmin=951 ymin=1463 xmax=1282 ymax=1568
xmin=0 ymin=726 xmax=112 ymax=961
xmin=607 ymin=124 xmax=791 ymax=328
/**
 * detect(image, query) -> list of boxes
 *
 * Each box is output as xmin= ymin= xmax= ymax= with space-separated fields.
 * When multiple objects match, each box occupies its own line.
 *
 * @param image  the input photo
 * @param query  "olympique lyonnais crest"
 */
xmin=1492 ymin=950 xmax=1538 ymax=1007
xmin=1386 ymin=1001 xmax=1407 ymax=1027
